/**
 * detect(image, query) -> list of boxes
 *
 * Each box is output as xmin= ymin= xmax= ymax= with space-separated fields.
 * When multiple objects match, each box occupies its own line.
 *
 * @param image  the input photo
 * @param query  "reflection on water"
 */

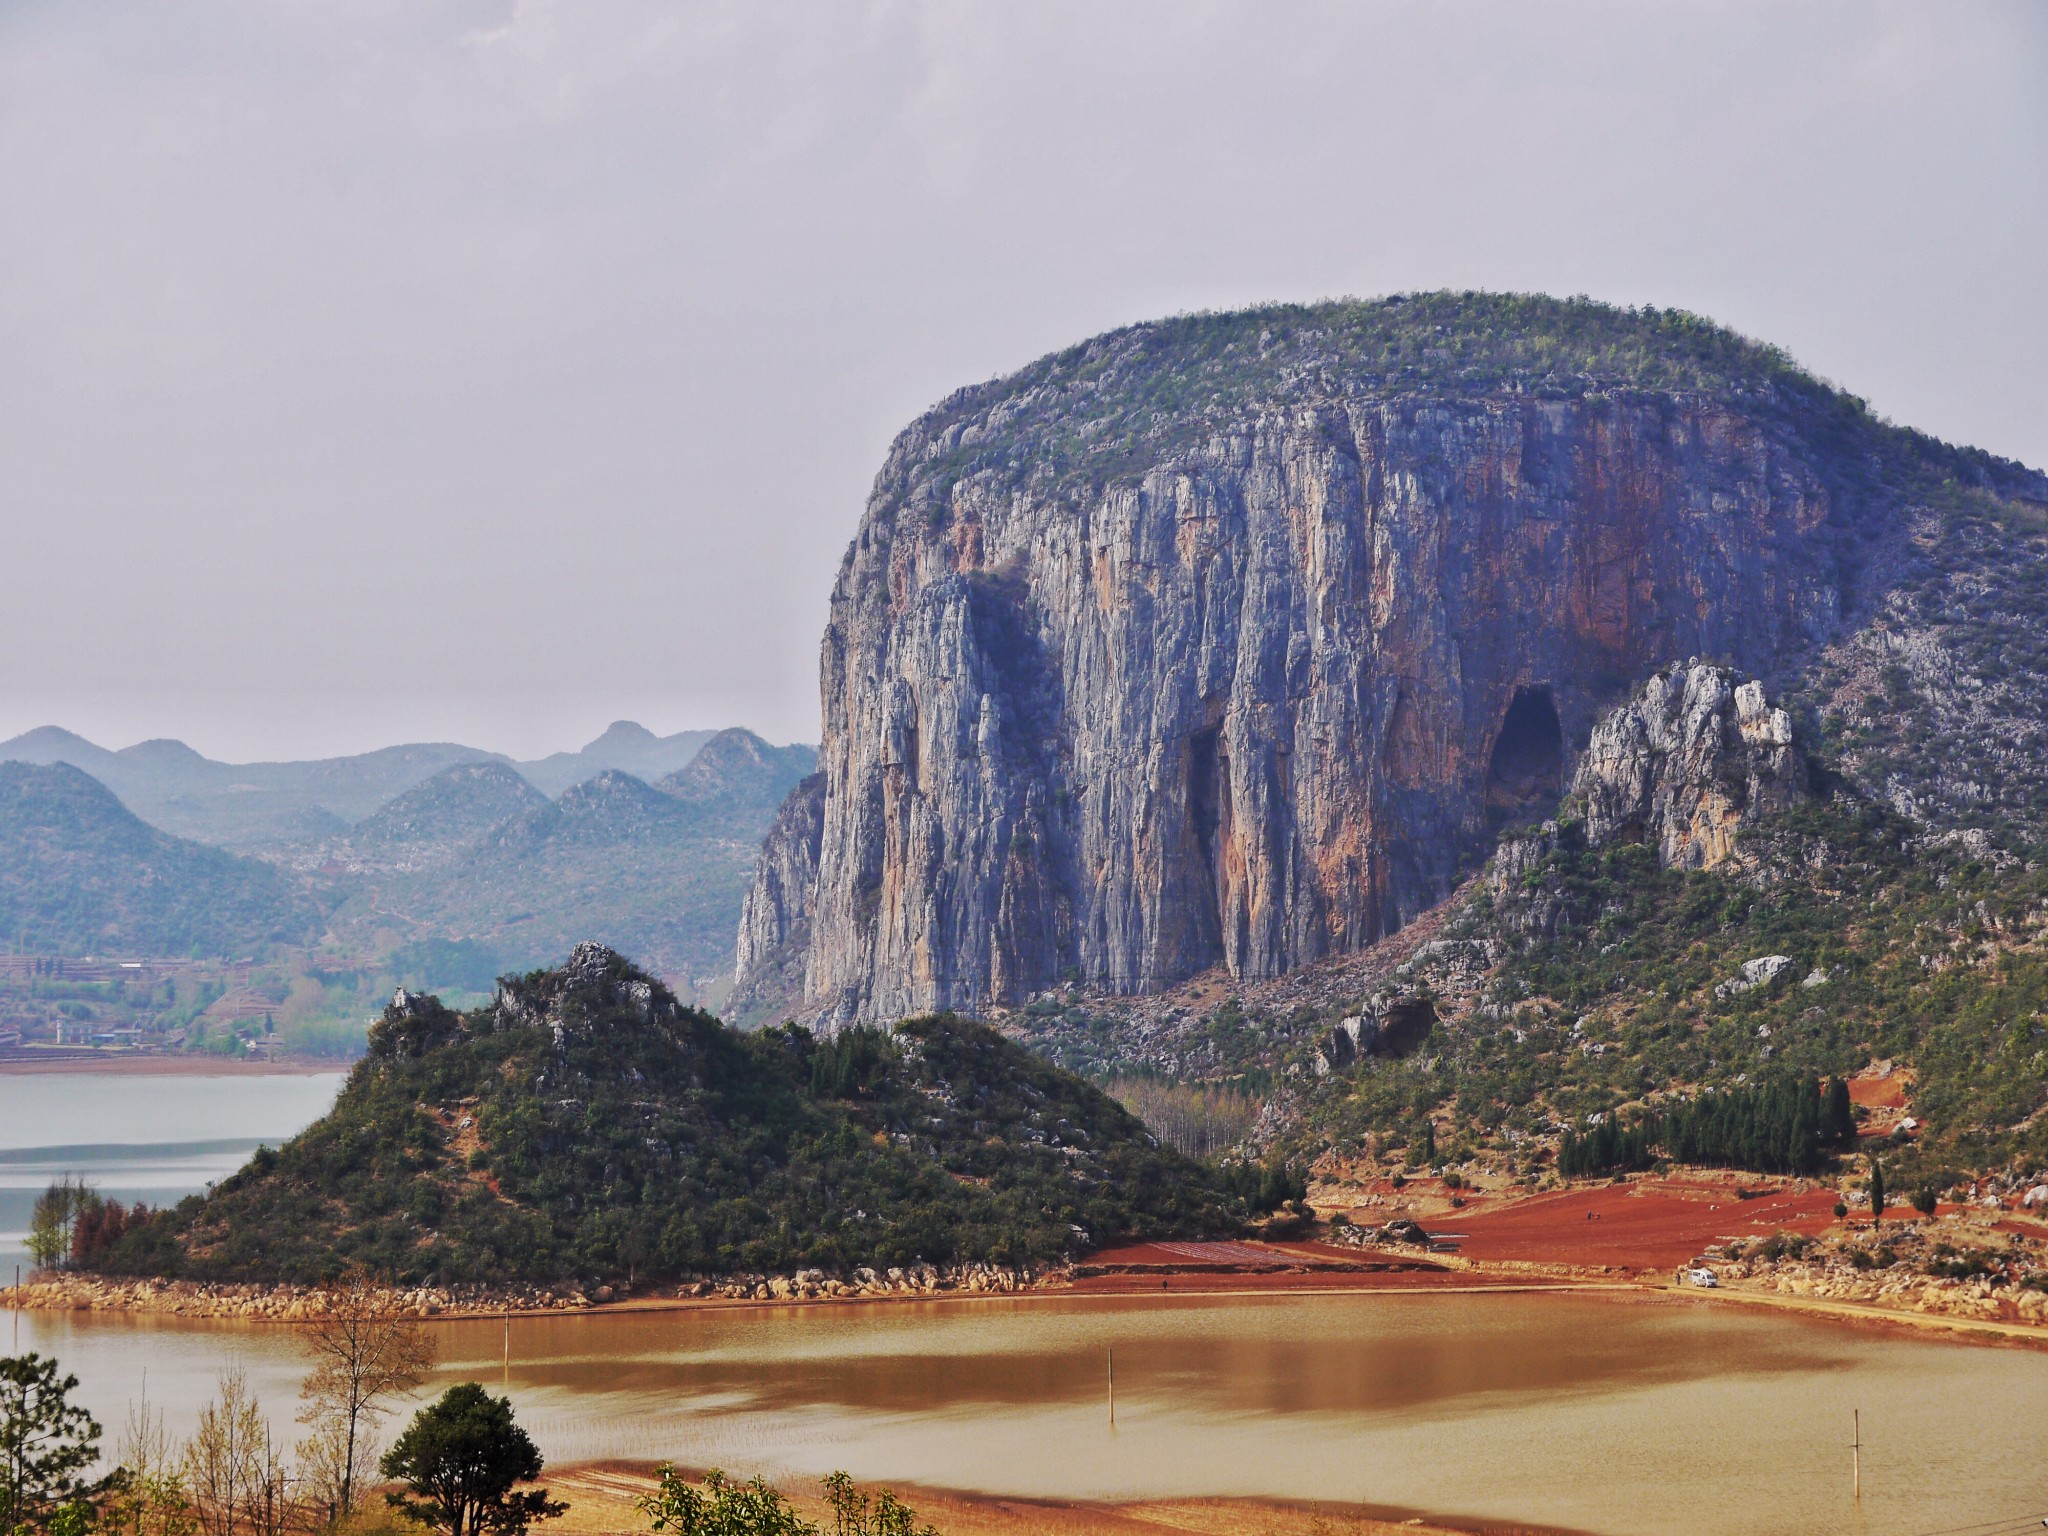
xmin=7 ymin=1290 xmax=2046 ymax=1536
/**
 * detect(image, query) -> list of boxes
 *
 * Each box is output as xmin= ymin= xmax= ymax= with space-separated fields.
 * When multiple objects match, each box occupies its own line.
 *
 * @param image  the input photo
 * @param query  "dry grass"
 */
xmin=543 ymin=1461 xmax=1565 ymax=1536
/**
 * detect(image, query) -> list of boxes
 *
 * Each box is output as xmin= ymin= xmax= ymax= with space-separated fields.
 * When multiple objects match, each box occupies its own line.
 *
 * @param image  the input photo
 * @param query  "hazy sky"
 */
xmin=2 ymin=1 xmax=2042 ymax=761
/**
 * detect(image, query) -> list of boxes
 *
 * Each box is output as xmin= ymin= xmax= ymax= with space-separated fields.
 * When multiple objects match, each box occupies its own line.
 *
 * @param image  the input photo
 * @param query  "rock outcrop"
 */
xmin=737 ymin=295 xmax=2046 ymax=1027
xmin=728 ymin=773 xmax=825 ymax=1023
xmin=1571 ymin=661 xmax=1810 ymax=869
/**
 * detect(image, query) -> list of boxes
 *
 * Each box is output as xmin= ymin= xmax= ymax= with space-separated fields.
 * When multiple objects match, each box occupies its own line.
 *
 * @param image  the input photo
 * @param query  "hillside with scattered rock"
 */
xmin=999 ymin=662 xmax=2048 ymax=1189
xmin=739 ymin=292 xmax=2048 ymax=1031
xmin=94 ymin=943 xmax=1240 ymax=1287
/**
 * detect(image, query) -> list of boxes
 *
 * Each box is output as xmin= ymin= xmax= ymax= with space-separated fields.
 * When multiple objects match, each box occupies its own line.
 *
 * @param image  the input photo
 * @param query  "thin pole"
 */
xmin=1852 ymin=1408 xmax=1861 ymax=1501
xmin=503 ymin=1309 xmax=511 ymax=1382
xmin=1107 ymin=1347 xmax=1115 ymax=1426
xmin=12 ymin=1265 xmax=18 ymax=1352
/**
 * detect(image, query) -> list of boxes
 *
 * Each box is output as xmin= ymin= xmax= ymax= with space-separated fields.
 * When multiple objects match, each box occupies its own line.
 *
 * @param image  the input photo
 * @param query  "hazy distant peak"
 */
xmin=0 ymin=724 xmax=113 ymax=765
xmin=0 ymin=756 xmax=120 ymax=806
xmin=557 ymin=767 xmax=671 ymax=806
xmin=117 ymin=737 xmax=212 ymax=766
xmin=353 ymin=758 xmax=547 ymax=850
xmin=0 ymin=759 xmax=321 ymax=954
xmin=511 ymin=723 xmax=721 ymax=795
xmin=658 ymin=729 xmax=816 ymax=815
xmin=584 ymin=720 xmax=660 ymax=750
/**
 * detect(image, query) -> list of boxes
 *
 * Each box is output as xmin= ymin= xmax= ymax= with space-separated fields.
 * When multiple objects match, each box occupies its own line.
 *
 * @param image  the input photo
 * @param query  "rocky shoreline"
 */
xmin=1717 ymin=1261 xmax=2048 ymax=1325
xmin=0 ymin=1260 xmax=1050 ymax=1320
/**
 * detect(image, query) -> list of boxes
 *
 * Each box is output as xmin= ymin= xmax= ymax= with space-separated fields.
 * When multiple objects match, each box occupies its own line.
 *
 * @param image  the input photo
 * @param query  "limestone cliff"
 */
xmin=737 ymin=294 xmax=2046 ymax=1027
xmin=729 ymin=773 xmax=824 ymax=1022
xmin=1571 ymin=661 xmax=1809 ymax=869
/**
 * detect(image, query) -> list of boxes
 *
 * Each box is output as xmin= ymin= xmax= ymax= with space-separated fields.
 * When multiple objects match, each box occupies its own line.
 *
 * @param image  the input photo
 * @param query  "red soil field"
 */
xmin=1848 ymin=1076 xmax=1910 ymax=1111
xmin=1067 ymin=1238 xmax=1507 ymax=1295
xmin=1441 ymin=1179 xmax=1841 ymax=1273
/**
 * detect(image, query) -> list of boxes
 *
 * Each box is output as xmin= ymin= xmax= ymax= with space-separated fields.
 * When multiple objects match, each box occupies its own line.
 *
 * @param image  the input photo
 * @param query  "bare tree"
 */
xmin=244 ymin=1424 xmax=303 ymax=1536
xmin=296 ymin=1270 xmax=435 ymax=1521
xmin=106 ymin=1395 xmax=199 ymax=1536
xmin=185 ymin=1371 xmax=264 ymax=1536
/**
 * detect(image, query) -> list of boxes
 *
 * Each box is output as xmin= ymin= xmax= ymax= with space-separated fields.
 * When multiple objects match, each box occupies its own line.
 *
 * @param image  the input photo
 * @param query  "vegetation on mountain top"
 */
xmin=95 ymin=946 xmax=1243 ymax=1286
xmin=907 ymin=292 xmax=2039 ymax=505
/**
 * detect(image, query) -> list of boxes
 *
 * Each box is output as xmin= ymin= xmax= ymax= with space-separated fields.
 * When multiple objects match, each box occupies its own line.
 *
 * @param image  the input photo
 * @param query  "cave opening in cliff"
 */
xmin=1486 ymin=686 xmax=1564 ymax=818
xmin=1187 ymin=722 xmax=1228 ymax=942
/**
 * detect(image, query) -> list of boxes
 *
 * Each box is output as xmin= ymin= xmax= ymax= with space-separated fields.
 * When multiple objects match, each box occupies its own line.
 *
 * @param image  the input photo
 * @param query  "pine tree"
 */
xmin=1825 ymin=1077 xmax=1854 ymax=1145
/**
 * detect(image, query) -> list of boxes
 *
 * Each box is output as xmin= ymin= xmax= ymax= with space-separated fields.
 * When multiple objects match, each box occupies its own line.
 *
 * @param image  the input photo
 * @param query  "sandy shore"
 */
xmin=545 ymin=1459 xmax=1587 ymax=1536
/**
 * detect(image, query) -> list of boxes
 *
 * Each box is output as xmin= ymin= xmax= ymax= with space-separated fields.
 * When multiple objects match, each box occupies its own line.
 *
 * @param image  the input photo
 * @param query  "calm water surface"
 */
xmin=7 ymin=1290 xmax=2046 ymax=1536
xmin=0 ymin=1072 xmax=346 ymax=1276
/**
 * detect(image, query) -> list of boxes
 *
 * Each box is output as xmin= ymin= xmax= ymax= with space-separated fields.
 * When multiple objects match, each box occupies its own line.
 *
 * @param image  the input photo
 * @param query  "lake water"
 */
xmin=3 ymin=1073 xmax=2046 ymax=1535
xmin=0 ymin=1072 xmax=347 ymax=1277
xmin=7 ymin=1290 xmax=2048 ymax=1536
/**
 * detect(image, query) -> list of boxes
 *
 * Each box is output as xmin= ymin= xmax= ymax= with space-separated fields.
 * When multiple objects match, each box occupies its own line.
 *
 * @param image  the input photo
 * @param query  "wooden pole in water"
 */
xmin=1853 ymin=1408 xmax=1861 ymax=1501
xmin=503 ymin=1309 xmax=512 ymax=1381
xmin=1107 ymin=1347 xmax=1115 ymax=1426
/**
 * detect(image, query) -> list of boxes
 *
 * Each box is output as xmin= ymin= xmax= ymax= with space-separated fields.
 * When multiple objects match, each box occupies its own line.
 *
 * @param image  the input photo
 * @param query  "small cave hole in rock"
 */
xmin=1186 ymin=722 xmax=1228 ymax=944
xmin=1485 ymin=686 xmax=1564 ymax=817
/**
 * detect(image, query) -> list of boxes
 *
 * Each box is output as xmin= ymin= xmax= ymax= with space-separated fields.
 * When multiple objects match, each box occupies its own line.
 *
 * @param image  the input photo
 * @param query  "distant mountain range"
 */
xmin=0 ymin=762 xmax=324 ymax=956
xmin=0 ymin=721 xmax=721 ymax=849
xmin=315 ymin=731 xmax=816 ymax=980
xmin=0 ymin=723 xmax=814 ymax=986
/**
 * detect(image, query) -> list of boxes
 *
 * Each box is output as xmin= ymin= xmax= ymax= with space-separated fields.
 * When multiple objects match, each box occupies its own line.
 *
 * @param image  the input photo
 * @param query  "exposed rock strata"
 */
xmin=738 ymin=298 xmax=2047 ymax=1027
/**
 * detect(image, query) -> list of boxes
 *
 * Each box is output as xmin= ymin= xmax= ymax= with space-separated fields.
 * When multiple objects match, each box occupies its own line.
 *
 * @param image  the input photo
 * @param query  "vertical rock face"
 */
xmin=1572 ymin=662 xmax=1809 ymax=869
xmin=736 ymin=296 xmax=2040 ymax=1027
xmin=730 ymin=773 xmax=824 ymax=1020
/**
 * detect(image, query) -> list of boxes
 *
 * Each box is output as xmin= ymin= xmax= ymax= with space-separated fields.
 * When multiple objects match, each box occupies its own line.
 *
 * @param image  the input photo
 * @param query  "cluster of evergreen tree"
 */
xmin=1559 ymin=1076 xmax=1855 ymax=1178
xmin=89 ymin=950 xmax=1250 ymax=1286
xmin=1216 ymin=1158 xmax=1309 ymax=1212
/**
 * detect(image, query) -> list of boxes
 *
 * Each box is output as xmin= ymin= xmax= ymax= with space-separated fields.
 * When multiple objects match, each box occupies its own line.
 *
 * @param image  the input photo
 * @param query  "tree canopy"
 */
xmin=380 ymin=1385 xmax=562 ymax=1536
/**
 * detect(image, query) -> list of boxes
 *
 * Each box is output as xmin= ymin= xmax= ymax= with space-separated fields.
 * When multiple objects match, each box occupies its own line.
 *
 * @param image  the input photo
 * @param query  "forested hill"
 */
xmin=0 ymin=761 xmax=323 ymax=956
xmin=99 ymin=943 xmax=1239 ymax=1286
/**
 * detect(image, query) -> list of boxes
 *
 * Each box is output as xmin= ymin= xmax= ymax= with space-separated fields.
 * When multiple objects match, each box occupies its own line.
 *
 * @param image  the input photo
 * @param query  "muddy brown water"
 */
xmin=9 ymin=1287 xmax=2047 ymax=1536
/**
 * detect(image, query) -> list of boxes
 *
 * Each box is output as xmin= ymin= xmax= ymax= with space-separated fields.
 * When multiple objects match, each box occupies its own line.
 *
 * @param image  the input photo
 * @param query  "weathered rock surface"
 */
xmin=1571 ymin=661 xmax=1810 ymax=869
xmin=729 ymin=773 xmax=825 ymax=1024
xmin=739 ymin=296 xmax=2047 ymax=1027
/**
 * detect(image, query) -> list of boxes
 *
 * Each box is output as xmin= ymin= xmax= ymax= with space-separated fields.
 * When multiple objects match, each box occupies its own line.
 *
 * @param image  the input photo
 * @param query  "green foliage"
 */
xmin=1215 ymin=1158 xmax=1308 ymax=1212
xmin=636 ymin=1467 xmax=939 ymax=1536
xmin=1559 ymin=1076 xmax=1853 ymax=1178
xmin=0 ymin=1354 xmax=113 ymax=1536
xmin=1870 ymin=1159 xmax=1887 ymax=1220
xmin=639 ymin=1468 xmax=813 ymax=1536
xmin=380 ymin=1384 xmax=563 ymax=1536
xmin=1307 ymin=794 xmax=2048 ymax=1179
xmin=97 ymin=951 xmax=1243 ymax=1285
xmin=902 ymin=292 xmax=2028 ymax=515
xmin=25 ymin=1182 xmax=84 ymax=1273
xmin=821 ymin=1472 xmax=936 ymax=1536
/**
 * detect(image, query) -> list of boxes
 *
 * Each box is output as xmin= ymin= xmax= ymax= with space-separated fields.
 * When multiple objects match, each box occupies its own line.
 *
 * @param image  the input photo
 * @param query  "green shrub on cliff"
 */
xmin=1304 ymin=795 xmax=2048 ymax=1180
xmin=95 ymin=945 xmax=1240 ymax=1287
xmin=909 ymin=292 xmax=2033 ymax=508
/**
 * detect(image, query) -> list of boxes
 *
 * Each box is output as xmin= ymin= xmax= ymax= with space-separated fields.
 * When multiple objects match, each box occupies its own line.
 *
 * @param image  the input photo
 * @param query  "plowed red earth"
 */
xmin=1443 ymin=1179 xmax=1841 ymax=1273
xmin=1848 ymin=1076 xmax=1910 ymax=1110
xmin=1068 ymin=1239 xmax=1496 ymax=1295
